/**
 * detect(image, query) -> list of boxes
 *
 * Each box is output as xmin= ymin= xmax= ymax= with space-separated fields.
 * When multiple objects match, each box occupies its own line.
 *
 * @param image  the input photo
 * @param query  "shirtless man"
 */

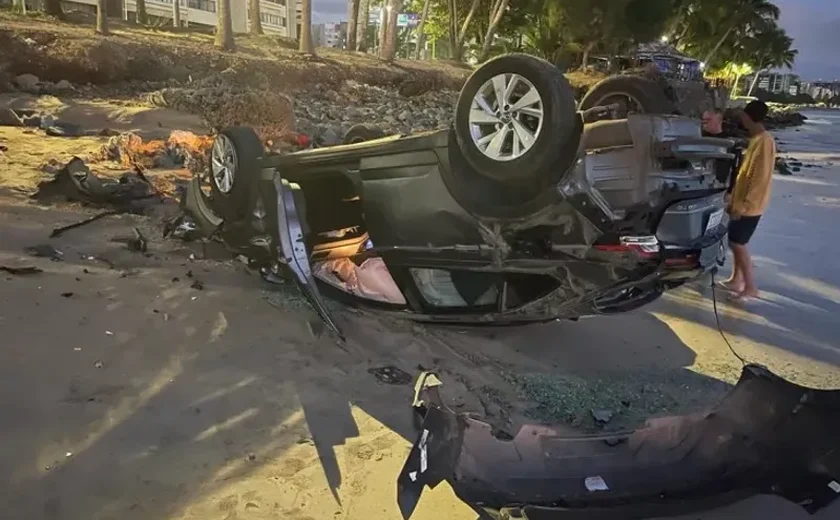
xmin=721 ymin=101 xmax=776 ymax=301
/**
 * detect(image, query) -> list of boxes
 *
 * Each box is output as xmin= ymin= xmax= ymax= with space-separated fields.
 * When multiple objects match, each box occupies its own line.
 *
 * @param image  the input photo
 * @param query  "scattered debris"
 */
xmin=591 ymin=409 xmax=615 ymax=424
xmin=1 ymin=265 xmax=43 ymax=275
xmin=61 ymin=292 xmax=74 ymax=298
xmin=163 ymin=214 xmax=200 ymax=241
xmin=50 ymin=211 xmax=119 ymax=238
xmin=110 ymin=227 xmax=148 ymax=252
xmin=247 ymin=453 xmax=257 ymax=461
xmin=32 ymin=157 xmax=157 ymax=211
xmin=368 ymin=366 xmax=413 ymax=385
xmin=189 ymin=280 xmax=204 ymax=290
xmin=105 ymin=331 xmax=114 ymax=336
xmin=94 ymin=360 xmax=104 ymax=368
xmin=171 ymin=277 xmax=180 ymax=283
xmin=25 ymin=244 xmax=63 ymax=261
xmin=0 ymin=108 xmax=24 ymax=127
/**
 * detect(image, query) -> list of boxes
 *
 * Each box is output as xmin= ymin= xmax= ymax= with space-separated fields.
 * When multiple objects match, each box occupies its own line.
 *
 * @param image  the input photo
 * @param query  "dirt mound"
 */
xmin=0 ymin=14 xmax=469 ymax=94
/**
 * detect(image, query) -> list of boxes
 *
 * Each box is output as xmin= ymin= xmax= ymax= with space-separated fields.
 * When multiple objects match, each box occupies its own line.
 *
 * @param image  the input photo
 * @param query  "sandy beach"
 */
xmin=1 ymin=106 xmax=840 ymax=519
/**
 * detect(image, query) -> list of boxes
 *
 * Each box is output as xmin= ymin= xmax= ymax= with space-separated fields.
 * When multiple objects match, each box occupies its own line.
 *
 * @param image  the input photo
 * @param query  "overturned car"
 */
xmin=184 ymin=54 xmax=734 ymax=336
xmin=398 ymin=368 xmax=840 ymax=519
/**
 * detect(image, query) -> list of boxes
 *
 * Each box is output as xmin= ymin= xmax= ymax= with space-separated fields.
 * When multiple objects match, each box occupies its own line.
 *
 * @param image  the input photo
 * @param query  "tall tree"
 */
xmin=215 ymin=0 xmax=235 ymax=50
xmin=357 ymin=0 xmax=371 ymax=51
xmin=377 ymin=0 xmax=388 ymax=53
xmin=43 ymin=0 xmax=66 ymax=20
xmin=249 ymin=0 xmax=264 ymax=35
xmin=746 ymin=26 xmax=797 ymax=96
xmin=299 ymin=0 xmax=315 ymax=53
xmin=136 ymin=0 xmax=148 ymax=25
xmin=173 ymin=0 xmax=182 ymax=28
xmin=413 ymin=0 xmax=432 ymax=59
xmin=448 ymin=0 xmax=481 ymax=61
xmin=347 ymin=0 xmax=361 ymax=50
xmin=96 ymin=0 xmax=108 ymax=35
xmin=381 ymin=0 xmax=401 ymax=62
xmin=477 ymin=0 xmax=510 ymax=62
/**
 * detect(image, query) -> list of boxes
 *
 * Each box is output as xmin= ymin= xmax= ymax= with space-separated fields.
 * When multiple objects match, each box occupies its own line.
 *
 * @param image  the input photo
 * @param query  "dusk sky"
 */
xmin=313 ymin=0 xmax=840 ymax=81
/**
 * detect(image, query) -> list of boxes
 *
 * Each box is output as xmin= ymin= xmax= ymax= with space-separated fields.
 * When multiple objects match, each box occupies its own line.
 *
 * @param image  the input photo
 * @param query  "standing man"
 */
xmin=721 ymin=100 xmax=776 ymax=301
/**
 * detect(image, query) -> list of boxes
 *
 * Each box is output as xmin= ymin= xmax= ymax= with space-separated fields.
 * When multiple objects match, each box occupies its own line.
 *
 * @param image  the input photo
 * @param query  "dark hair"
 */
xmin=743 ymin=100 xmax=769 ymax=123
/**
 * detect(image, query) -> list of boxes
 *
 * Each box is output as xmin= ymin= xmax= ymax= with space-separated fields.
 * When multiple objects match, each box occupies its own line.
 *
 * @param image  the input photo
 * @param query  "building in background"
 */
xmin=742 ymin=71 xmax=801 ymax=96
xmin=802 ymin=81 xmax=840 ymax=100
xmin=312 ymin=22 xmax=345 ymax=48
xmin=50 ymin=0 xmax=296 ymax=38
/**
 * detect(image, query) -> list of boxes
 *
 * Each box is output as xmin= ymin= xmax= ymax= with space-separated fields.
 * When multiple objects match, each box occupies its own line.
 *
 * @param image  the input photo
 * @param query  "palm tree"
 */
xmin=347 ymin=0 xmax=361 ymax=50
xmin=215 ymin=0 xmax=235 ymax=50
xmin=746 ymin=27 xmax=797 ymax=96
xmin=299 ymin=0 xmax=314 ymax=53
xmin=96 ymin=0 xmax=108 ymax=35
xmin=43 ymin=0 xmax=66 ymax=20
xmin=698 ymin=0 xmax=781 ymax=67
xmin=249 ymin=0 xmax=264 ymax=35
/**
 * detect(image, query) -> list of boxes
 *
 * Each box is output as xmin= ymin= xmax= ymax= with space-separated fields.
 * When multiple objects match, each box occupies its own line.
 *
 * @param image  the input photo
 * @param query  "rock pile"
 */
xmin=290 ymin=80 xmax=458 ymax=145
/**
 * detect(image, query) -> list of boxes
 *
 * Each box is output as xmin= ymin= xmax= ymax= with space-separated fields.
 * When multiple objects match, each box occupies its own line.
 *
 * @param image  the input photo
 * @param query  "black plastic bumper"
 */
xmin=398 ymin=367 xmax=840 ymax=520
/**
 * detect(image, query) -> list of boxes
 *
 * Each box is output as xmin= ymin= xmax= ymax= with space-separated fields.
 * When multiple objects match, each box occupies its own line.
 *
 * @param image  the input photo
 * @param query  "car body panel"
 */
xmin=397 ymin=366 xmax=840 ymax=520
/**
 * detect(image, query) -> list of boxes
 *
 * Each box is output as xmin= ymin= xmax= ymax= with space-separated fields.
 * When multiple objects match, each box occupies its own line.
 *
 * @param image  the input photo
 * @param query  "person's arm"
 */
xmin=730 ymin=136 xmax=774 ymax=216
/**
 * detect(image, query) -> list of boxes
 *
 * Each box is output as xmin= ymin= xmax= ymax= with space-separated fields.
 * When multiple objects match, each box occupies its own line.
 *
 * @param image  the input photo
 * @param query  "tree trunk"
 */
xmin=356 ymin=0 xmax=370 ymax=51
xmin=136 ymin=0 xmax=147 ymax=25
xmin=249 ymin=0 xmax=264 ymax=35
xmin=414 ymin=0 xmax=431 ymax=59
xmin=347 ymin=0 xmax=360 ymax=51
xmin=381 ymin=0 xmax=401 ymax=62
xmin=447 ymin=0 xmax=457 ymax=57
xmin=173 ymin=0 xmax=181 ymax=28
xmin=96 ymin=0 xmax=108 ymax=35
xmin=377 ymin=0 xmax=388 ymax=55
xmin=43 ymin=0 xmax=65 ymax=19
xmin=477 ymin=0 xmax=508 ymax=62
xmin=299 ymin=0 xmax=314 ymax=54
xmin=746 ymin=58 xmax=766 ymax=97
xmin=703 ymin=23 xmax=736 ymax=67
xmin=452 ymin=0 xmax=480 ymax=61
xmin=581 ymin=42 xmax=595 ymax=70
xmin=215 ymin=0 xmax=235 ymax=51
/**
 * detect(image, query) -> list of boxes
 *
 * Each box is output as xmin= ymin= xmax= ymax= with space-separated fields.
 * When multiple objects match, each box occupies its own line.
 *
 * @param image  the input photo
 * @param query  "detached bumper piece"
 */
xmin=397 ymin=367 xmax=840 ymax=520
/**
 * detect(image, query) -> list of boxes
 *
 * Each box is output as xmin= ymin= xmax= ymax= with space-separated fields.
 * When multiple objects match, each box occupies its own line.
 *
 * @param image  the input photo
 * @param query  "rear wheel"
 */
xmin=579 ymin=75 xmax=675 ymax=117
xmin=454 ymin=53 xmax=579 ymax=182
xmin=343 ymin=124 xmax=386 ymax=144
xmin=208 ymin=127 xmax=264 ymax=220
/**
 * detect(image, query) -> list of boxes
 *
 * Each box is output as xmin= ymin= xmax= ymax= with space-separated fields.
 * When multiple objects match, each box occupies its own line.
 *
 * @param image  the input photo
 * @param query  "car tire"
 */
xmin=579 ymin=75 xmax=675 ymax=115
xmin=453 ymin=53 xmax=579 ymax=182
xmin=208 ymin=127 xmax=264 ymax=221
xmin=343 ymin=124 xmax=386 ymax=144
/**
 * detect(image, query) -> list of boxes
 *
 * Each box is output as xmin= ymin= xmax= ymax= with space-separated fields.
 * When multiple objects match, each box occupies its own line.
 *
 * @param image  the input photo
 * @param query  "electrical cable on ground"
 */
xmin=710 ymin=270 xmax=749 ymax=366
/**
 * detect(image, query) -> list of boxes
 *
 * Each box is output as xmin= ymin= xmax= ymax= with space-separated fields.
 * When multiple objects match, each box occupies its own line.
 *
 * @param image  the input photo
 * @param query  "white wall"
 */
xmin=65 ymin=0 xmax=293 ymax=37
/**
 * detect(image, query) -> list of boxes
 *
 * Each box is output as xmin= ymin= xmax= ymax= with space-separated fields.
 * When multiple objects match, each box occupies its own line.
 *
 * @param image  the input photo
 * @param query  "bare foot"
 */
xmin=729 ymin=288 xmax=759 ymax=302
xmin=717 ymin=279 xmax=744 ymax=293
